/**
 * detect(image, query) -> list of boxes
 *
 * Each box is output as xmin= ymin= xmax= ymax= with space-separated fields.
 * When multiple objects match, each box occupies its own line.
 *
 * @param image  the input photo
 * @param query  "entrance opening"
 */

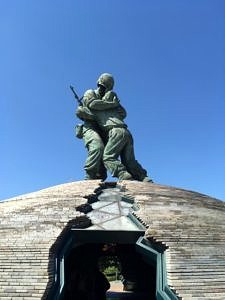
xmin=63 ymin=242 xmax=156 ymax=300
xmin=50 ymin=230 xmax=178 ymax=300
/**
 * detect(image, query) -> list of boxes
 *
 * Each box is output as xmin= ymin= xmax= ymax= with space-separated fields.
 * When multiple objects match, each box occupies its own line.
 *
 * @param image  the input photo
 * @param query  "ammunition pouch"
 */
xmin=75 ymin=124 xmax=84 ymax=139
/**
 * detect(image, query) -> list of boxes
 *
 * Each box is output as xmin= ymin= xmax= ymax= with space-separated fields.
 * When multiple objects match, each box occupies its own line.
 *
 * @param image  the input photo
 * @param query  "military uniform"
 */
xmin=82 ymin=73 xmax=152 ymax=182
xmin=75 ymin=105 xmax=106 ymax=180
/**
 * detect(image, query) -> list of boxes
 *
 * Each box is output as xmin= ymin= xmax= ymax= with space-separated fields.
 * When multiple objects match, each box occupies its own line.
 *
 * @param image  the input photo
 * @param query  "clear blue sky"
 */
xmin=1 ymin=0 xmax=225 ymax=201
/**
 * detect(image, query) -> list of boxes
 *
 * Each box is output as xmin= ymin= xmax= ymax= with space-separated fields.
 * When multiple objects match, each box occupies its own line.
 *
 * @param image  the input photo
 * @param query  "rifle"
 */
xmin=70 ymin=85 xmax=83 ymax=106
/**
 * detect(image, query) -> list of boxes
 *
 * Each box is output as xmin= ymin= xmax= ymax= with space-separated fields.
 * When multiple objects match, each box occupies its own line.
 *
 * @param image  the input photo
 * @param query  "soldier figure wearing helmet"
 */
xmin=75 ymin=92 xmax=107 ymax=181
xmin=75 ymin=120 xmax=107 ymax=180
xmin=77 ymin=73 xmax=152 ymax=182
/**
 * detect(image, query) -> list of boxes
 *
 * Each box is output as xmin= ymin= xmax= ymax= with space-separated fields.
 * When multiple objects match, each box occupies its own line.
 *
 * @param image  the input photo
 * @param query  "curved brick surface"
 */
xmin=0 ymin=181 xmax=100 ymax=299
xmin=0 ymin=180 xmax=225 ymax=299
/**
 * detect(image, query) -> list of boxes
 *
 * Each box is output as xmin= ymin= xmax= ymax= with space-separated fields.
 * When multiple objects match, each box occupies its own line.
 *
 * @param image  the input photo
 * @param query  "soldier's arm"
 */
xmin=89 ymin=91 xmax=120 ymax=110
xmin=117 ymin=104 xmax=127 ymax=119
xmin=82 ymin=89 xmax=97 ymax=108
xmin=76 ymin=106 xmax=95 ymax=121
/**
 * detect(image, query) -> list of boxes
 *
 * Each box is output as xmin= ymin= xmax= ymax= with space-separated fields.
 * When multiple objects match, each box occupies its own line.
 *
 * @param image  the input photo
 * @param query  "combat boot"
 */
xmin=118 ymin=171 xmax=133 ymax=180
xmin=85 ymin=172 xmax=106 ymax=181
xmin=142 ymin=176 xmax=153 ymax=183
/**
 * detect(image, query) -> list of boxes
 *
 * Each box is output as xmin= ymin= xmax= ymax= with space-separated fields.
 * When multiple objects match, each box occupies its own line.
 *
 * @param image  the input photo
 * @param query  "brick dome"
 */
xmin=0 ymin=180 xmax=225 ymax=299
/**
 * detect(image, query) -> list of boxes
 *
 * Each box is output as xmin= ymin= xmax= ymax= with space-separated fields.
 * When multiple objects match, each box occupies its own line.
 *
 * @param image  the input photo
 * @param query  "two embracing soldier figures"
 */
xmin=74 ymin=73 xmax=153 ymax=183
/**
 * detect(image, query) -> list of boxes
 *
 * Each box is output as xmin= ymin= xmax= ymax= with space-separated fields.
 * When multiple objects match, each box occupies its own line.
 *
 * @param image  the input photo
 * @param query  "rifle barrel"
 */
xmin=70 ymin=85 xmax=83 ymax=105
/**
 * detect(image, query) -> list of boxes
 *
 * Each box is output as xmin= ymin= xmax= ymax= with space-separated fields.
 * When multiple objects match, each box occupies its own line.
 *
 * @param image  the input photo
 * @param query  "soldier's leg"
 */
xmin=121 ymin=130 xmax=152 ymax=182
xmin=103 ymin=128 xmax=133 ymax=180
xmin=83 ymin=129 xmax=107 ymax=180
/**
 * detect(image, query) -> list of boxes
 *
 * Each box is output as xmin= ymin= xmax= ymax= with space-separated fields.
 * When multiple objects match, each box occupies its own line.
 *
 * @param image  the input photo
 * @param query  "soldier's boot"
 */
xmin=142 ymin=176 xmax=154 ymax=183
xmin=95 ymin=172 xmax=107 ymax=181
xmin=118 ymin=171 xmax=134 ymax=180
xmin=84 ymin=172 xmax=102 ymax=180
xmin=84 ymin=175 xmax=106 ymax=181
xmin=84 ymin=173 xmax=94 ymax=180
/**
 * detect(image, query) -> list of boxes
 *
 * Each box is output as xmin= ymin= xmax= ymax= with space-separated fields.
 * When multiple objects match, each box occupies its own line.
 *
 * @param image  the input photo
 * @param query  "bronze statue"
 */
xmin=74 ymin=73 xmax=153 ymax=182
xmin=71 ymin=85 xmax=107 ymax=180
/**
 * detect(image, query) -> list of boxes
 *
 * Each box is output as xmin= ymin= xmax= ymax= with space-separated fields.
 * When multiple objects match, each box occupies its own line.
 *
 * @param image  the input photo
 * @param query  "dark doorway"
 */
xmin=63 ymin=242 xmax=156 ymax=300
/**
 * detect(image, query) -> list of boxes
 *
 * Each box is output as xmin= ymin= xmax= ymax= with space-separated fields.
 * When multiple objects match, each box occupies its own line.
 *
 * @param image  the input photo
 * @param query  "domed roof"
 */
xmin=0 ymin=180 xmax=225 ymax=299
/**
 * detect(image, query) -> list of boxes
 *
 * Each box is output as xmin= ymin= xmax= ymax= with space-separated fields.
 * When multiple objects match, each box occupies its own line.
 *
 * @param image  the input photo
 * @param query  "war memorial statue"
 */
xmin=73 ymin=73 xmax=153 ymax=182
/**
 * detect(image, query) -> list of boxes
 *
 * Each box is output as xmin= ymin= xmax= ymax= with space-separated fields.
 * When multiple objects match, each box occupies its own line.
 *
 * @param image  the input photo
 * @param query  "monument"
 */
xmin=74 ymin=73 xmax=153 ymax=182
xmin=1 ymin=181 xmax=225 ymax=299
xmin=0 ymin=75 xmax=225 ymax=299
